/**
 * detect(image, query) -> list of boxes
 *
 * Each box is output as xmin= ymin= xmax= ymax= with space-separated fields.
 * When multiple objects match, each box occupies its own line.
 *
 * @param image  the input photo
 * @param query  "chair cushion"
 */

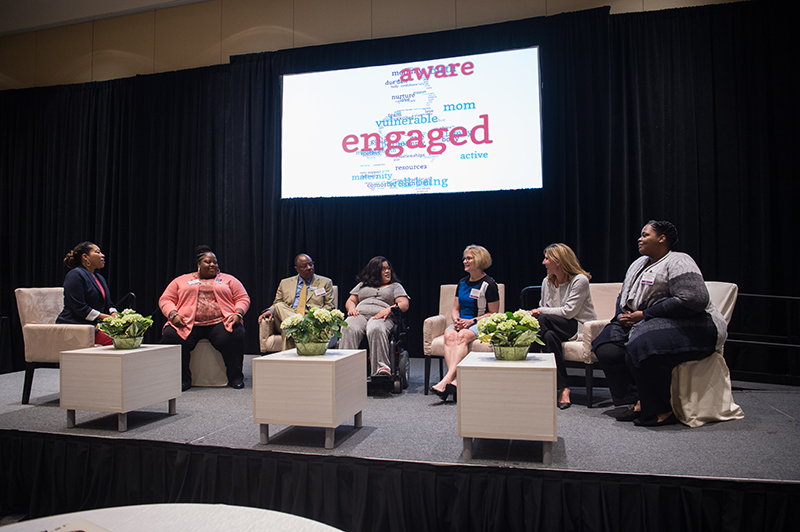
xmin=23 ymin=323 xmax=95 ymax=363
xmin=562 ymin=340 xmax=585 ymax=363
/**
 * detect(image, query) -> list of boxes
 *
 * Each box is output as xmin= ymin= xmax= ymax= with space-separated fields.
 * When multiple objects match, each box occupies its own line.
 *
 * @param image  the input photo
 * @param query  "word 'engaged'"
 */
xmin=342 ymin=115 xmax=492 ymax=157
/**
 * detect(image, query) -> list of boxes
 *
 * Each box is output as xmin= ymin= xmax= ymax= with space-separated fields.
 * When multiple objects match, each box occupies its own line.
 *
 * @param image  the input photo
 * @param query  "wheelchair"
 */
xmin=365 ymin=306 xmax=410 ymax=394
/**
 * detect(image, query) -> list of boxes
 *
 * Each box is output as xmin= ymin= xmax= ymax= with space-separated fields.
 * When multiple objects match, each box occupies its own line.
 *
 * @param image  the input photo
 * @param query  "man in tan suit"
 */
xmin=258 ymin=254 xmax=335 ymax=348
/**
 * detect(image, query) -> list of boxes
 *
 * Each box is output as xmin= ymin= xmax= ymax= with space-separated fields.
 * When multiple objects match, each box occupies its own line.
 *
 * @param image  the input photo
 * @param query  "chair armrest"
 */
xmin=423 ymin=315 xmax=446 ymax=357
xmin=259 ymin=318 xmax=279 ymax=353
xmin=22 ymin=324 xmax=95 ymax=363
xmin=581 ymin=319 xmax=611 ymax=363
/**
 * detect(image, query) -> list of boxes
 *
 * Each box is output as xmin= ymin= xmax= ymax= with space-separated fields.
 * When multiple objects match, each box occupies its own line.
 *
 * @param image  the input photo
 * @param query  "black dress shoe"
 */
xmin=446 ymin=383 xmax=457 ymax=403
xmin=634 ymin=412 xmax=679 ymax=427
xmin=182 ymin=381 xmax=191 ymax=392
xmin=616 ymin=407 xmax=641 ymax=422
xmin=557 ymin=402 xmax=571 ymax=410
xmin=228 ymin=379 xmax=245 ymax=389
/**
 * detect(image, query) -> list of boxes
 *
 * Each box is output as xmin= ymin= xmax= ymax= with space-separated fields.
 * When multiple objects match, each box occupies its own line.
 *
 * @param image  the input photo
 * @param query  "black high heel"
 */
xmin=430 ymin=385 xmax=450 ymax=401
xmin=446 ymin=383 xmax=457 ymax=403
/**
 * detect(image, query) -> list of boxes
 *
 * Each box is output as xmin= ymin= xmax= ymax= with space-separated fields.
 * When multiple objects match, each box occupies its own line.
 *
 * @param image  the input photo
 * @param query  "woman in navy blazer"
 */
xmin=56 ymin=241 xmax=117 ymax=345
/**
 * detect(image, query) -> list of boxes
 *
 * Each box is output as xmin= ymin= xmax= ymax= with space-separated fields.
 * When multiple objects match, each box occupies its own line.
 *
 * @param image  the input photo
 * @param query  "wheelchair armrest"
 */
xmin=389 ymin=306 xmax=408 ymax=339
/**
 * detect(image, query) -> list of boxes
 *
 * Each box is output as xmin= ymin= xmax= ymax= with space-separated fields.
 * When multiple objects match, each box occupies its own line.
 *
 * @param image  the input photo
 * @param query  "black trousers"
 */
xmin=161 ymin=322 xmax=245 ymax=385
xmin=594 ymin=341 xmax=711 ymax=417
xmin=532 ymin=314 xmax=578 ymax=390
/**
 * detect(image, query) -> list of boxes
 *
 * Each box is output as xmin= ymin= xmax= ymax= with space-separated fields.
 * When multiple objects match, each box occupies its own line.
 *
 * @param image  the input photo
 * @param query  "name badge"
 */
xmin=188 ymin=280 xmax=200 ymax=285
xmin=314 ymin=288 xmax=326 ymax=297
xmin=470 ymin=288 xmax=482 ymax=299
xmin=641 ymin=272 xmax=656 ymax=285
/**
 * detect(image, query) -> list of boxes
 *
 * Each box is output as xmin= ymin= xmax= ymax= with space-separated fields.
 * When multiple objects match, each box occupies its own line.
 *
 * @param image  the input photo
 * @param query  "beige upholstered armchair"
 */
xmin=15 ymin=287 xmax=95 ymax=404
xmin=422 ymin=283 xmax=505 ymax=394
xmin=259 ymin=286 xmax=339 ymax=353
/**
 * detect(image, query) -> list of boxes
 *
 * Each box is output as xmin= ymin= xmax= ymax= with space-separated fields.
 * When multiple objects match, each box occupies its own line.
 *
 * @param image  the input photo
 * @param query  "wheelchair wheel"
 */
xmin=399 ymin=350 xmax=409 ymax=389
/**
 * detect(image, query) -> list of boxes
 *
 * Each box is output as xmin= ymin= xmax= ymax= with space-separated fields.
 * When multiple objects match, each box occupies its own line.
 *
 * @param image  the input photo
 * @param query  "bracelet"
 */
xmin=235 ymin=311 xmax=244 ymax=319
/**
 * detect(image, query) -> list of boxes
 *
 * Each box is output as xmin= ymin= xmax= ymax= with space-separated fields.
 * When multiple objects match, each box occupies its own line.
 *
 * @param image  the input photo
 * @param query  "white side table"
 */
xmin=60 ymin=344 xmax=181 ymax=431
xmin=0 ymin=503 xmax=343 ymax=531
xmin=457 ymin=351 xmax=557 ymax=464
xmin=253 ymin=348 xmax=367 ymax=449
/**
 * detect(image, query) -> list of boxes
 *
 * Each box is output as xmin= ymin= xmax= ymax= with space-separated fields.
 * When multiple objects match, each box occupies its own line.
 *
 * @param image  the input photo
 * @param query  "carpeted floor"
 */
xmin=1 ymin=355 xmax=798 ymax=482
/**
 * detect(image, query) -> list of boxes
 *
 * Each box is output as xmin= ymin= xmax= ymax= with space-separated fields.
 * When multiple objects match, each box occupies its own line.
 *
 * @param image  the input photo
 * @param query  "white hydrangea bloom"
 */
xmin=281 ymin=314 xmax=304 ymax=329
xmin=512 ymin=309 xmax=528 ymax=321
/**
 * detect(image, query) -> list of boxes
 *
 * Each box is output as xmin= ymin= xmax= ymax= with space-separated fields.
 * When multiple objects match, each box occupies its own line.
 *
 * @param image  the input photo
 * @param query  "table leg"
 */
xmin=118 ymin=413 xmax=128 ymax=432
xmin=354 ymin=410 xmax=363 ymax=428
xmin=542 ymin=441 xmax=553 ymax=465
xmin=66 ymin=409 xmax=76 ymax=428
xmin=462 ymin=437 xmax=473 ymax=461
xmin=260 ymin=424 xmax=269 ymax=444
xmin=325 ymin=427 xmax=335 ymax=449
xmin=168 ymin=398 xmax=177 ymax=415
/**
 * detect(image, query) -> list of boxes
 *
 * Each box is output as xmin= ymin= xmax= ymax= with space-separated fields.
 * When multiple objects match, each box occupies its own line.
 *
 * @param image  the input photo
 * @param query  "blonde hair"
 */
xmin=544 ymin=243 xmax=591 ymax=284
xmin=463 ymin=245 xmax=492 ymax=271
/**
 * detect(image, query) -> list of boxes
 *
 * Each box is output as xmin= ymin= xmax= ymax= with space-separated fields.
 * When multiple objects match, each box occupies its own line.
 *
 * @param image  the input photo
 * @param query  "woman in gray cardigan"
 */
xmin=528 ymin=243 xmax=596 ymax=409
xmin=592 ymin=221 xmax=727 ymax=427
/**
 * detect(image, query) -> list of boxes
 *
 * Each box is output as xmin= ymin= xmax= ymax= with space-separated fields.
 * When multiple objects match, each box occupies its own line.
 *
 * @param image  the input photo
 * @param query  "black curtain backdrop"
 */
xmin=2 ymin=430 xmax=798 ymax=531
xmin=1 ymin=2 xmax=797 ymax=377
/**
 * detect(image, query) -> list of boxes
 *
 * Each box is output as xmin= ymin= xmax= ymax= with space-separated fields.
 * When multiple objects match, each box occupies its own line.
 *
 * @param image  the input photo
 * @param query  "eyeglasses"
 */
xmin=382 ymin=266 xmax=392 ymax=271
xmin=297 ymin=261 xmax=315 ymax=269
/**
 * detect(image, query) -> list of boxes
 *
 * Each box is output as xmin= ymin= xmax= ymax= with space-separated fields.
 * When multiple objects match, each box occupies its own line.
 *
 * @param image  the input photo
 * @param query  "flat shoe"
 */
xmin=228 ymin=379 xmax=245 ymax=389
xmin=616 ymin=408 xmax=641 ymax=422
xmin=557 ymin=402 xmax=571 ymax=410
xmin=634 ymin=412 xmax=679 ymax=427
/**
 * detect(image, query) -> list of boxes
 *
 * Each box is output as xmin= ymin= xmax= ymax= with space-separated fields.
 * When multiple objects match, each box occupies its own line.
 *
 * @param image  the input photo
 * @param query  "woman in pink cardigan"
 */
xmin=159 ymin=245 xmax=250 ymax=391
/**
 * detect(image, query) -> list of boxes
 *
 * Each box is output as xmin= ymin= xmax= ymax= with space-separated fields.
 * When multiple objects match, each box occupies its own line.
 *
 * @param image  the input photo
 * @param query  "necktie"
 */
xmin=297 ymin=281 xmax=308 ymax=314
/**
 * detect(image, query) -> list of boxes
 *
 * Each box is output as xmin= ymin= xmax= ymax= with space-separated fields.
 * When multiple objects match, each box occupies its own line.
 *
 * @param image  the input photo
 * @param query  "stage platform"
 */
xmin=1 ymin=355 xmax=799 ymax=531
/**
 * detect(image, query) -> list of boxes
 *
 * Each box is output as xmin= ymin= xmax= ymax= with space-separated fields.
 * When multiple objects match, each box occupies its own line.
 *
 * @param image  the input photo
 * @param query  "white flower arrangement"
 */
xmin=477 ymin=310 xmax=545 ymax=347
xmin=280 ymin=307 xmax=347 ymax=344
xmin=96 ymin=308 xmax=153 ymax=338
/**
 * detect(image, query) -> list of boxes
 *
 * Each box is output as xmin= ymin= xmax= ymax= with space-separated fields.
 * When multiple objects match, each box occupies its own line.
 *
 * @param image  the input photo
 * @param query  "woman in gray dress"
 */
xmin=340 ymin=256 xmax=410 ymax=376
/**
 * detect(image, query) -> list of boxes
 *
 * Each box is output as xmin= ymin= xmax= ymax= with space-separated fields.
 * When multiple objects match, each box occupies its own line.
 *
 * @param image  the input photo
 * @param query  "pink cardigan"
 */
xmin=159 ymin=272 xmax=251 ymax=340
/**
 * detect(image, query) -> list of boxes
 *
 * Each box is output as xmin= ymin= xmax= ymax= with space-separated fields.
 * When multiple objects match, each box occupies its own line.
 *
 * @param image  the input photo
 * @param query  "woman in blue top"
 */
xmin=56 ymin=241 xmax=118 ymax=345
xmin=430 ymin=244 xmax=500 ymax=401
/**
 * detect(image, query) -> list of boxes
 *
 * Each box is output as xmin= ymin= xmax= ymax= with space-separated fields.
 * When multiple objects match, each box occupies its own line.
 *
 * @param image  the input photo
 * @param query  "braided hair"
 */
xmin=646 ymin=220 xmax=679 ymax=251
